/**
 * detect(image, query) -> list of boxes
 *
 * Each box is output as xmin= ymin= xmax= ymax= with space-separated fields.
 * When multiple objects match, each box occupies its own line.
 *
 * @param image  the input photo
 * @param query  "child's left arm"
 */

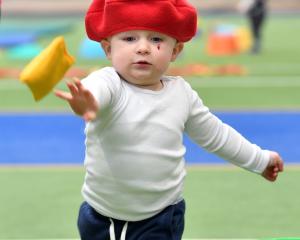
xmin=184 ymin=84 xmax=284 ymax=181
xmin=261 ymin=151 xmax=284 ymax=182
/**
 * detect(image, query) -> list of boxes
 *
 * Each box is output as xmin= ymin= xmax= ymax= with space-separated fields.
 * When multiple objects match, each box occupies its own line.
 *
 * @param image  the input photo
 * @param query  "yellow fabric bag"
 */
xmin=19 ymin=36 xmax=75 ymax=101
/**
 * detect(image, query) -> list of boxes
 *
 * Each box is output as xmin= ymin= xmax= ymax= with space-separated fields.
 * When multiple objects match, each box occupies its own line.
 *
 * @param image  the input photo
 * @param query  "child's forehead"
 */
xmin=116 ymin=30 xmax=167 ymax=37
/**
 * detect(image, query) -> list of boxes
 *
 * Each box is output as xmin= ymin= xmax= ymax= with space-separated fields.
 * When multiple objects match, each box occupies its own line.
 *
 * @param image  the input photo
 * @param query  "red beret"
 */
xmin=85 ymin=0 xmax=197 ymax=42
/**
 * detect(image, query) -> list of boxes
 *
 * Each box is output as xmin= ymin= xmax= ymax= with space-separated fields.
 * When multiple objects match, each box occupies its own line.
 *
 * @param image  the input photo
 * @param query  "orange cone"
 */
xmin=206 ymin=33 xmax=239 ymax=56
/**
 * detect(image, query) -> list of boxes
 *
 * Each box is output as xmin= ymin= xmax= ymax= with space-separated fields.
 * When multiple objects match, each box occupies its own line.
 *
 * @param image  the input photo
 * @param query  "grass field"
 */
xmin=0 ymin=166 xmax=300 ymax=239
xmin=0 ymin=239 xmax=264 ymax=240
xmin=0 ymin=238 xmax=283 ymax=240
xmin=0 ymin=14 xmax=300 ymax=239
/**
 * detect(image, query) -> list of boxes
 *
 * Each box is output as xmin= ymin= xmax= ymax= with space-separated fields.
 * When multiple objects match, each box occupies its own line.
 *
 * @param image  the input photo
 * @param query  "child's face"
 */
xmin=101 ymin=30 xmax=183 ymax=90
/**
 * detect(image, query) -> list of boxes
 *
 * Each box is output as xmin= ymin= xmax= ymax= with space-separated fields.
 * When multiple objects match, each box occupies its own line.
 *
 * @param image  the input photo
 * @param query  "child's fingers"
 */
xmin=74 ymin=78 xmax=85 ymax=93
xmin=266 ymin=174 xmax=275 ymax=182
xmin=262 ymin=165 xmax=280 ymax=182
xmin=72 ymin=77 xmax=81 ymax=82
xmin=66 ymin=81 xmax=79 ymax=96
xmin=270 ymin=151 xmax=284 ymax=172
xmin=278 ymin=158 xmax=284 ymax=172
xmin=269 ymin=172 xmax=277 ymax=181
xmin=54 ymin=89 xmax=73 ymax=101
xmin=74 ymin=80 xmax=94 ymax=101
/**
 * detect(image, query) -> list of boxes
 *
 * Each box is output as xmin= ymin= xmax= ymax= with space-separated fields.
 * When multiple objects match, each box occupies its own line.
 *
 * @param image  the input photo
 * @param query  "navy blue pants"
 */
xmin=77 ymin=200 xmax=185 ymax=240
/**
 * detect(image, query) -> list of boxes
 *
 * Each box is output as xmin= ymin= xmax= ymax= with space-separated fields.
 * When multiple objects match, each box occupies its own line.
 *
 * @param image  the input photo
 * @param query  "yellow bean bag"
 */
xmin=19 ymin=36 xmax=75 ymax=101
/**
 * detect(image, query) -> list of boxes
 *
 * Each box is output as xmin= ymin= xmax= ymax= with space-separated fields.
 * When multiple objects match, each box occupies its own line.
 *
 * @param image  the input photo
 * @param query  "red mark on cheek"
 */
xmin=157 ymin=44 xmax=161 ymax=50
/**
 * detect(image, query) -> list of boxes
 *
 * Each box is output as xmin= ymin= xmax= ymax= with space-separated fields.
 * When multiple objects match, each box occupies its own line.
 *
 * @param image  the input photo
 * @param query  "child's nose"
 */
xmin=136 ymin=40 xmax=151 ymax=55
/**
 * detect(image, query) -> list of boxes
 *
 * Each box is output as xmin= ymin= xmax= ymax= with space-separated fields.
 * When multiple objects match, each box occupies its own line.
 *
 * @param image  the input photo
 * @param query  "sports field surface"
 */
xmin=1 ymin=15 xmax=300 ymax=239
xmin=0 ymin=239 xmax=265 ymax=240
xmin=1 ymin=166 xmax=300 ymax=238
xmin=0 ymin=238 xmax=296 ymax=240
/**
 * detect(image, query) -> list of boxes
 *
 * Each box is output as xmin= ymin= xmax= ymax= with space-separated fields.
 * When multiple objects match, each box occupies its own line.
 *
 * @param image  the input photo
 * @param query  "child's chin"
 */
xmin=130 ymin=71 xmax=152 ymax=80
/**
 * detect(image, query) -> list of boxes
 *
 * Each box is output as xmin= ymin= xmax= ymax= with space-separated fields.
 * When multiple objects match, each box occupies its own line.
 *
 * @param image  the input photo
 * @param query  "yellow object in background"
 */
xmin=236 ymin=27 xmax=253 ymax=53
xmin=19 ymin=36 xmax=75 ymax=101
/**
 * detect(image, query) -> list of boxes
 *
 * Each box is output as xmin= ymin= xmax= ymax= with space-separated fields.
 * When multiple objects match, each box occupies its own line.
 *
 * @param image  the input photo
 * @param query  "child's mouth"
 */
xmin=135 ymin=61 xmax=151 ymax=65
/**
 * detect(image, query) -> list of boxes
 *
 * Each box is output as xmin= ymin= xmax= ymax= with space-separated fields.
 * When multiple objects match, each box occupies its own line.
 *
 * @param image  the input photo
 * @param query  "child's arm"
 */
xmin=54 ymin=78 xmax=99 ymax=121
xmin=184 ymin=83 xmax=284 ymax=181
xmin=261 ymin=151 xmax=284 ymax=182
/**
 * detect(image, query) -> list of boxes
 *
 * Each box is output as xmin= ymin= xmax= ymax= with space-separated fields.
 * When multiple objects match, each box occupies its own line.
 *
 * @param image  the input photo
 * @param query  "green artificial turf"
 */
xmin=0 ymin=166 xmax=299 ymax=239
xmin=184 ymin=166 xmax=300 ymax=238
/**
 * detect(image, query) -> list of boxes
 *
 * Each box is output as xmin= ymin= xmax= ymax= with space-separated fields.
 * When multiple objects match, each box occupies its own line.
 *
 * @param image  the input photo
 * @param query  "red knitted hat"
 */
xmin=85 ymin=0 xmax=197 ymax=42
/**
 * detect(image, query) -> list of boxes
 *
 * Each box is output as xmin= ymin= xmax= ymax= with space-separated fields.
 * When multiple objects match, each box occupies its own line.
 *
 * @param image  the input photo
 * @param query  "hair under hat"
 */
xmin=85 ymin=0 xmax=197 ymax=42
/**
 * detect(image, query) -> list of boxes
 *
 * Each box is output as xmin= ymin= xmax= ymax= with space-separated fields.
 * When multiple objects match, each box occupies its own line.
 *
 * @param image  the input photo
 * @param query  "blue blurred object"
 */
xmin=0 ymin=23 xmax=73 ymax=49
xmin=0 ymin=33 xmax=36 ymax=48
xmin=215 ymin=24 xmax=237 ymax=36
xmin=0 ymin=112 xmax=299 ymax=165
xmin=78 ymin=38 xmax=106 ymax=59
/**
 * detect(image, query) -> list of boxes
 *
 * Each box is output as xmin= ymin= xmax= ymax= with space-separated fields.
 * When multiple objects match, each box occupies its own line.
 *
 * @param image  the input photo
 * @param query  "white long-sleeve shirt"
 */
xmin=81 ymin=67 xmax=270 ymax=221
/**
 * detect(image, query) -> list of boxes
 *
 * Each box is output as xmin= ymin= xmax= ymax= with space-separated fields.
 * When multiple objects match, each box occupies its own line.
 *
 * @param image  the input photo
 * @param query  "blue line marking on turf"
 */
xmin=0 ymin=114 xmax=85 ymax=164
xmin=0 ymin=112 xmax=299 ymax=165
xmin=184 ymin=111 xmax=300 ymax=164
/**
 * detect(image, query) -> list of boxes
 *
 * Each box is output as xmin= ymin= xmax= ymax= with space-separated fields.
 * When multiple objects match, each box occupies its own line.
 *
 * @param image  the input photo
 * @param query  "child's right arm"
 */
xmin=54 ymin=78 xmax=99 ymax=121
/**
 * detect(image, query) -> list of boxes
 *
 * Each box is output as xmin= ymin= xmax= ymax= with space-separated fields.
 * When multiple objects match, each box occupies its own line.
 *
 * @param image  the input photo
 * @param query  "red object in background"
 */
xmin=206 ymin=34 xmax=240 ymax=56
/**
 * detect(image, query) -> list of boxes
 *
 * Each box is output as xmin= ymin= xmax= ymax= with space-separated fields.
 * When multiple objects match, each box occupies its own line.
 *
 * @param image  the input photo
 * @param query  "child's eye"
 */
xmin=122 ymin=37 xmax=136 ymax=42
xmin=151 ymin=37 xmax=163 ymax=43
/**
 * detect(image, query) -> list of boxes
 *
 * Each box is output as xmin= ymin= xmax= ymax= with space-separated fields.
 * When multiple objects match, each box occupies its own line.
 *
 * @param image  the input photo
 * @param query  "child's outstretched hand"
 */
xmin=54 ymin=78 xmax=99 ymax=121
xmin=261 ymin=151 xmax=284 ymax=182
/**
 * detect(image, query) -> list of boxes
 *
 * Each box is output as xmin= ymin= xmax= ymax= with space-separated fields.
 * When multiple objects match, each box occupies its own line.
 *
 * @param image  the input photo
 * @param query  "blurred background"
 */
xmin=1 ymin=0 xmax=300 ymax=239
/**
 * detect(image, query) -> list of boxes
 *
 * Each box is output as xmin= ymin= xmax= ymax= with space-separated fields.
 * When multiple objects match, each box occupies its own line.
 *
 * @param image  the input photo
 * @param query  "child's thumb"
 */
xmin=83 ymin=111 xmax=96 ymax=122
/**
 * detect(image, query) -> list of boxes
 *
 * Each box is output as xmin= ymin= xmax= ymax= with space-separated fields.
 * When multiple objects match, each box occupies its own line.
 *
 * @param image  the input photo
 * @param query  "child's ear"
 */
xmin=171 ymin=42 xmax=184 ymax=62
xmin=100 ymin=39 xmax=112 ymax=59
